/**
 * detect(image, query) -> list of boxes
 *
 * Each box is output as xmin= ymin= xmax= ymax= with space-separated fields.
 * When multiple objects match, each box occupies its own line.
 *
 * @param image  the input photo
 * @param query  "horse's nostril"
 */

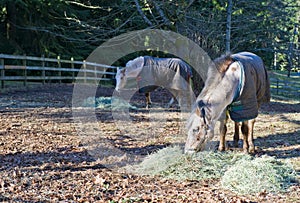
xmin=184 ymin=149 xmax=196 ymax=154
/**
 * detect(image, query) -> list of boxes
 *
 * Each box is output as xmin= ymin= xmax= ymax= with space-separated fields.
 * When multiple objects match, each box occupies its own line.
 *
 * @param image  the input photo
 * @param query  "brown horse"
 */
xmin=185 ymin=52 xmax=270 ymax=154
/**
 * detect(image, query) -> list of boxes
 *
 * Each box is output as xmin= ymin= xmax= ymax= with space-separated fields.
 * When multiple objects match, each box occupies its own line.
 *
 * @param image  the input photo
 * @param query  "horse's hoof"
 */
xmin=243 ymin=148 xmax=249 ymax=154
xmin=248 ymin=147 xmax=255 ymax=154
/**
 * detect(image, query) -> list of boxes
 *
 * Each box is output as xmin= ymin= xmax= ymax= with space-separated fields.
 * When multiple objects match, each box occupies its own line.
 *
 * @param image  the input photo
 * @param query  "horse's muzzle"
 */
xmin=184 ymin=148 xmax=196 ymax=154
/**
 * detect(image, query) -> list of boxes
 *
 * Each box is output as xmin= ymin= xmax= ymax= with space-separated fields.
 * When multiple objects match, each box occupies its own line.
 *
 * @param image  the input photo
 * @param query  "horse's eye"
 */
xmin=193 ymin=127 xmax=199 ymax=133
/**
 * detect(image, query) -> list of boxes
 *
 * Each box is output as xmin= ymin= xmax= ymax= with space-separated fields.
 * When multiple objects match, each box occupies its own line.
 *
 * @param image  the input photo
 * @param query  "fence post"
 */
xmin=71 ymin=57 xmax=75 ymax=83
xmin=57 ymin=55 xmax=61 ymax=84
xmin=42 ymin=54 xmax=45 ymax=84
xmin=83 ymin=60 xmax=87 ymax=83
xmin=23 ymin=54 xmax=27 ymax=87
xmin=1 ymin=58 xmax=4 ymax=88
xmin=94 ymin=65 xmax=97 ymax=84
xmin=276 ymin=79 xmax=279 ymax=95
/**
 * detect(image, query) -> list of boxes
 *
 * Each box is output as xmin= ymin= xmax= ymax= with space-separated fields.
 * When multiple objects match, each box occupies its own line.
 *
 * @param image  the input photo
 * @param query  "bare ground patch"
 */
xmin=0 ymin=84 xmax=299 ymax=202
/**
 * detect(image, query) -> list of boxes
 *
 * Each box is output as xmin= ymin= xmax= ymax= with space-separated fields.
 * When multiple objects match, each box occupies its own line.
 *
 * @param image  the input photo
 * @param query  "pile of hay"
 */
xmin=220 ymin=155 xmax=297 ymax=194
xmin=134 ymin=146 xmax=297 ymax=195
xmin=83 ymin=96 xmax=137 ymax=110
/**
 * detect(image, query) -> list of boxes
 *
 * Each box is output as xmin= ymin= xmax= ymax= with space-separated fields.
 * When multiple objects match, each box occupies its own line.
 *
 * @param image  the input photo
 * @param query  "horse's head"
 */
xmin=115 ymin=67 xmax=126 ymax=92
xmin=184 ymin=100 xmax=215 ymax=154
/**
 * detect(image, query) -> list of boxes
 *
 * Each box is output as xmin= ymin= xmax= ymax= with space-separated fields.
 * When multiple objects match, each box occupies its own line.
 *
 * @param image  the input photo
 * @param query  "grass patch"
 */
xmin=134 ymin=146 xmax=298 ymax=195
xmin=83 ymin=96 xmax=137 ymax=110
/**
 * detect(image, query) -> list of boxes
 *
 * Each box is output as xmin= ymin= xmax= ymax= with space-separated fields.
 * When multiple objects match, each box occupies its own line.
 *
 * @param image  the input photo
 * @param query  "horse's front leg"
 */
xmin=233 ymin=122 xmax=239 ymax=147
xmin=241 ymin=119 xmax=255 ymax=153
xmin=174 ymin=91 xmax=192 ymax=112
xmin=145 ymin=92 xmax=152 ymax=109
xmin=167 ymin=96 xmax=175 ymax=108
xmin=219 ymin=114 xmax=228 ymax=151
xmin=168 ymin=90 xmax=178 ymax=109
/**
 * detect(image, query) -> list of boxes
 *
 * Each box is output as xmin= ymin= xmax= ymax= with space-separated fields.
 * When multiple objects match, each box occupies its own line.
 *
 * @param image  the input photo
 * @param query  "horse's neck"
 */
xmin=126 ymin=66 xmax=143 ymax=77
xmin=203 ymin=64 xmax=241 ymax=121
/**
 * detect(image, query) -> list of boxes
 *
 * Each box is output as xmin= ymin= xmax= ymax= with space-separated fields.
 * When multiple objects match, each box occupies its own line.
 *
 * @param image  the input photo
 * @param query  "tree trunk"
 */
xmin=6 ymin=1 xmax=17 ymax=41
xmin=225 ymin=0 xmax=232 ymax=53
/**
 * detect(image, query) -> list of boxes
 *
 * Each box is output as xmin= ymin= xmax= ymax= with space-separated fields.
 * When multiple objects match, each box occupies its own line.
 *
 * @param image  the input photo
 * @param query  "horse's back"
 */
xmin=228 ymin=52 xmax=270 ymax=122
xmin=233 ymin=52 xmax=270 ymax=104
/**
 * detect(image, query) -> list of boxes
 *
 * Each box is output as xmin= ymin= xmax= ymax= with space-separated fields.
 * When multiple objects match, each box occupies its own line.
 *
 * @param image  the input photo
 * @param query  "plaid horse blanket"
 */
xmin=137 ymin=56 xmax=193 ymax=93
xmin=228 ymin=52 xmax=270 ymax=122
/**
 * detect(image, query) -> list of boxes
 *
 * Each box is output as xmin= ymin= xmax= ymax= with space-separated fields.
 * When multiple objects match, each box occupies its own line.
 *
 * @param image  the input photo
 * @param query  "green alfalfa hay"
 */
xmin=220 ymin=155 xmax=297 ymax=194
xmin=134 ymin=146 xmax=184 ymax=176
xmin=134 ymin=146 xmax=297 ymax=194
xmin=134 ymin=146 xmax=247 ymax=181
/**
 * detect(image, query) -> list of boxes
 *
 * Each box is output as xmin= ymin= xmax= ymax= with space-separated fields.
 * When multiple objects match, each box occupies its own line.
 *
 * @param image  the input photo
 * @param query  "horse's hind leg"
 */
xmin=145 ymin=92 xmax=152 ymax=109
xmin=241 ymin=121 xmax=249 ymax=153
xmin=247 ymin=119 xmax=256 ymax=153
xmin=241 ymin=119 xmax=256 ymax=153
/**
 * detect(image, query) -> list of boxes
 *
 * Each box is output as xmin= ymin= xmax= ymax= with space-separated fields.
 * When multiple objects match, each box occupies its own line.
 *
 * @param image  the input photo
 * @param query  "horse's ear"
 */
xmin=215 ymin=54 xmax=233 ymax=73
xmin=222 ymin=54 xmax=233 ymax=72
xmin=195 ymin=100 xmax=205 ymax=117
xmin=198 ymin=100 xmax=205 ymax=108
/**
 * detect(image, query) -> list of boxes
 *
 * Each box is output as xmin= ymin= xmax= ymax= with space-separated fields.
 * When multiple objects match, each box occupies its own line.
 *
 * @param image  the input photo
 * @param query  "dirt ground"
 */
xmin=0 ymin=84 xmax=299 ymax=202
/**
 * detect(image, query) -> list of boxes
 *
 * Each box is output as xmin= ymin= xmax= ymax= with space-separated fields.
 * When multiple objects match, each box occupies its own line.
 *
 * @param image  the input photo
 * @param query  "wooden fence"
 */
xmin=0 ymin=54 xmax=117 ymax=88
xmin=269 ymin=71 xmax=300 ymax=99
xmin=1 ymin=54 xmax=299 ymax=99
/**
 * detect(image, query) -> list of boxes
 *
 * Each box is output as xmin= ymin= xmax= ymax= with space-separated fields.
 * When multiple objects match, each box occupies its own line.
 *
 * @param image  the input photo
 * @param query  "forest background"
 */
xmin=0 ymin=0 xmax=299 ymax=73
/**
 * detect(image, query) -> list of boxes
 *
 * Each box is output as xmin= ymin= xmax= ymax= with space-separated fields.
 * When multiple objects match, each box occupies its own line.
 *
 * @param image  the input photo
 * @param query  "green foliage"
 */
xmin=0 ymin=0 xmax=299 ymax=68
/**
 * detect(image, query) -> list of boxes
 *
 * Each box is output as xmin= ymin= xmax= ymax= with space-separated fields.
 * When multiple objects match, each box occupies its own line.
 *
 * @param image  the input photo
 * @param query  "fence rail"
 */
xmin=1 ymin=54 xmax=299 ymax=99
xmin=0 ymin=54 xmax=117 ymax=88
xmin=269 ymin=72 xmax=300 ymax=98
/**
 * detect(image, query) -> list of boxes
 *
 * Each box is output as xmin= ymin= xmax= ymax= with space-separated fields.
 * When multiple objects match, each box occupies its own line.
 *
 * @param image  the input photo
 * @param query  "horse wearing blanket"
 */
xmin=115 ymin=56 xmax=193 ymax=110
xmin=185 ymin=52 xmax=270 ymax=154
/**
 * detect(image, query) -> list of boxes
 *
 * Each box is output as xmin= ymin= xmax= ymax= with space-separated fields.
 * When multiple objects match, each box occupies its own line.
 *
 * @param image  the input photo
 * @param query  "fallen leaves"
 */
xmin=0 ymin=85 xmax=299 ymax=202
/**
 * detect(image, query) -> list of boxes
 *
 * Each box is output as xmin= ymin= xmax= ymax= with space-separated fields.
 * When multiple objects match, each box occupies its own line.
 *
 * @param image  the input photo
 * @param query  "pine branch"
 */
xmin=151 ymin=0 xmax=171 ymax=26
xmin=134 ymin=0 xmax=153 ymax=26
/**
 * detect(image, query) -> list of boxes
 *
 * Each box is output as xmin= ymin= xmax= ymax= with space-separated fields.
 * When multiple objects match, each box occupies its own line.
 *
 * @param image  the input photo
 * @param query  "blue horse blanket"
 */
xmin=228 ymin=52 xmax=270 ymax=122
xmin=137 ymin=56 xmax=193 ymax=93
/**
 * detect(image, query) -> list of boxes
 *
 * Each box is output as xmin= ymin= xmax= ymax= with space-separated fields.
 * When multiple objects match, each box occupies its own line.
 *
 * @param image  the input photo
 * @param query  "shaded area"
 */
xmin=260 ymin=99 xmax=300 ymax=114
xmin=0 ymin=147 xmax=100 ymax=172
xmin=256 ymin=130 xmax=300 ymax=159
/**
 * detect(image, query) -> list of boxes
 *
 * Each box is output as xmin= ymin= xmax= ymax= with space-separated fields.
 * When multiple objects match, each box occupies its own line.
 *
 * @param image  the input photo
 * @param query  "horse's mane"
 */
xmin=125 ymin=56 xmax=144 ymax=73
xmin=187 ymin=53 xmax=234 ymax=129
xmin=198 ymin=53 xmax=233 ymax=99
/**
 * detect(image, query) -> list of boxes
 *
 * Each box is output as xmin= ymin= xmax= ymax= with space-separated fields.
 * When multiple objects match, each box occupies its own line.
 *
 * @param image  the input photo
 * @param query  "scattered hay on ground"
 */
xmin=133 ymin=146 xmax=298 ymax=195
xmin=134 ymin=146 xmax=247 ymax=180
xmin=83 ymin=96 xmax=137 ymax=110
xmin=221 ymin=155 xmax=298 ymax=195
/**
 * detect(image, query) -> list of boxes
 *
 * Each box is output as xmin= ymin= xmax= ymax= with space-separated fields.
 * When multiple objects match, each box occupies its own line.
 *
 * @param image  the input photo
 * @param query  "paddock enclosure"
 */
xmin=0 ymin=84 xmax=299 ymax=202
